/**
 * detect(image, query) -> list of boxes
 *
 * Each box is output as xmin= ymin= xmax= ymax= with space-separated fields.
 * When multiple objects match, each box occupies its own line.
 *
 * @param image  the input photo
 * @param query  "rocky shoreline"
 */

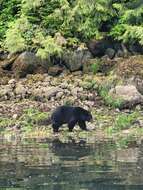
xmin=0 ymin=71 xmax=143 ymax=145
xmin=1 ymin=45 xmax=143 ymax=144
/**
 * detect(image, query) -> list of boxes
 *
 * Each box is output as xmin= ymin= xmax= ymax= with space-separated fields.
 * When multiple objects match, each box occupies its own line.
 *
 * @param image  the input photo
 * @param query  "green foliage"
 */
xmin=91 ymin=60 xmax=101 ymax=74
xmin=19 ymin=108 xmax=49 ymax=127
xmin=0 ymin=0 xmax=143 ymax=54
xmin=106 ymin=112 xmax=139 ymax=135
xmin=36 ymin=35 xmax=63 ymax=59
xmin=0 ymin=0 xmax=21 ymax=41
xmin=98 ymin=85 xmax=123 ymax=108
xmin=110 ymin=1 xmax=143 ymax=45
xmin=114 ymin=112 xmax=138 ymax=131
xmin=4 ymin=16 xmax=28 ymax=53
xmin=0 ymin=117 xmax=15 ymax=131
xmin=0 ymin=108 xmax=50 ymax=133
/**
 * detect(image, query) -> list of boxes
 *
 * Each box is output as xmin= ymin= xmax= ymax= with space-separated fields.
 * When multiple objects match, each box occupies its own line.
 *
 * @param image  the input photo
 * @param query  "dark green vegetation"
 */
xmin=0 ymin=0 xmax=143 ymax=57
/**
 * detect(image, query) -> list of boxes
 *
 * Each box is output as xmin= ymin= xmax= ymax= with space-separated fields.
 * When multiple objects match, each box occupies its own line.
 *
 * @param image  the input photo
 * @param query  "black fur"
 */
xmin=51 ymin=105 xmax=92 ymax=132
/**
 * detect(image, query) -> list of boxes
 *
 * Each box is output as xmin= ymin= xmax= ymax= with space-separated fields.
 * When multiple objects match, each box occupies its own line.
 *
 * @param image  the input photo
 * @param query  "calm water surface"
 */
xmin=0 ymin=138 xmax=143 ymax=190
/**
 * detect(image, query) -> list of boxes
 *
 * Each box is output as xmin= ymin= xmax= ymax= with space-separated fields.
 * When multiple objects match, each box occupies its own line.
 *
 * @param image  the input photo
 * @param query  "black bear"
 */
xmin=51 ymin=105 xmax=92 ymax=132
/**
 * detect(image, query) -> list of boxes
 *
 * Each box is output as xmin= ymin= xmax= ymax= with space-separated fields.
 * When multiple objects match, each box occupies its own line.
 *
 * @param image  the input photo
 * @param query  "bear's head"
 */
xmin=79 ymin=108 xmax=92 ymax=122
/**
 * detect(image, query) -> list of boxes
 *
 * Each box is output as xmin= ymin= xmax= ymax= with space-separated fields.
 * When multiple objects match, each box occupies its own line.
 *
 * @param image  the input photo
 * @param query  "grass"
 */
xmin=91 ymin=60 xmax=101 ymax=74
xmin=106 ymin=112 xmax=139 ymax=136
xmin=98 ymin=85 xmax=123 ymax=108
xmin=0 ymin=117 xmax=15 ymax=132
xmin=0 ymin=108 xmax=50 ymax=135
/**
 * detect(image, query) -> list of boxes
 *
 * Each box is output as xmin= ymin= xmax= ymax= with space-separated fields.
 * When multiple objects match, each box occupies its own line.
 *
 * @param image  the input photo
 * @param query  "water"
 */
xmin=0 ymin=138 xmax=143 ymax=190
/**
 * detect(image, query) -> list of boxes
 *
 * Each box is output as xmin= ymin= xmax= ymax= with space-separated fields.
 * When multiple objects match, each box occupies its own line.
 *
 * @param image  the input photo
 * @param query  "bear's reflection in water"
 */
xmin=51 ymin=138 xmax=92 ymax=161
xmin=0 ymin=138 xmax=143 ymax=190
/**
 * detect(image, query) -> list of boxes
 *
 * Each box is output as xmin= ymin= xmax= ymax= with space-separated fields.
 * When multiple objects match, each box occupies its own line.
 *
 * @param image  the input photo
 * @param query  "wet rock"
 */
xmin=62 ymin=48 xmax=92 ymax=71
xmin=48 ymin=65 xmax=63 ymax=76
xmin=109 ymin=85 xmax=143 ymax=108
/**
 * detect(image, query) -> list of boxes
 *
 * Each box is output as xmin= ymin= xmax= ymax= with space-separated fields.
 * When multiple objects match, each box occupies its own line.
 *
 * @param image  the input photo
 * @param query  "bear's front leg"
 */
xmin=68 ymin=121 xmax=77 ymax=132
xmin=52 ymin=123 xmax=60 ymax=133
xmin=78 ymin=121 xmax=88 ymax=131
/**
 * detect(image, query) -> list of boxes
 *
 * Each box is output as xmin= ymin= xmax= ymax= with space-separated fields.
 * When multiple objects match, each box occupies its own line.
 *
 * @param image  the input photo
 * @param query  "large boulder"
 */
xmin=12 ymin=51 xmax=51 ymax=78
xmin=109 ymin=85 xmax=143 ymax=108
xmin=62 ymin=48 xmax=93 ymax=71
xmin=135 ymin=77 xmax=143 ymax=95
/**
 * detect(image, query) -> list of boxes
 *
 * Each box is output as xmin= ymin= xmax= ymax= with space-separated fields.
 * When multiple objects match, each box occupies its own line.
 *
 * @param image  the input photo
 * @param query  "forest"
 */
xmin=0 ymin=0 xmax=143 ymax=57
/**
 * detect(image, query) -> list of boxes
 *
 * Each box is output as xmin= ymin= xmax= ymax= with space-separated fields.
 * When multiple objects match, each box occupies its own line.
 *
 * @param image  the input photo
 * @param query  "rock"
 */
xmin=0 ymin=85 xmax=13 ymax=101
xmin=134 ymin=77 xmax=143 ymax=95
xmin=12 ymin=114 xmax=18 ymax=119
xmin=48 ymin=65 xmax=63 ymax=76
xmin=105 ymin=48 xmax=115 ymax=59
xmin=8 ymin=79 xmax=16 ymax=89
xmin=12 ymin=51 xmax=51 ymax=78
xmin=12 ymin=52 xmax=38 ymax=78
xmin=62 ymin=48 xmax=93 ymax=71
xmin=15 ymin=84 xmax=27 ymax=98
xmin=109 ymin=85 xmax=143 ymax=108
xmin=56 ymin=91 xmax=64 ymax=99
xmin=60 ymin=82 xmax=68 ymax=89
xmin=32 ymin=87 xmax=62 ymax=100
xmin=0 ymin=51 xmax=8 ymax=60
xmin=44 ymin=87 xmax=62 ymax=99
xmin=116 ymin=49 xmax=125 ymax=58
xmin=128 ymin=42 xmax=143 ymax=55
xmin=87 ymin=37 xmax=125 ymax=58
xmin=0 ymin=53 xmax=18 ymax=70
